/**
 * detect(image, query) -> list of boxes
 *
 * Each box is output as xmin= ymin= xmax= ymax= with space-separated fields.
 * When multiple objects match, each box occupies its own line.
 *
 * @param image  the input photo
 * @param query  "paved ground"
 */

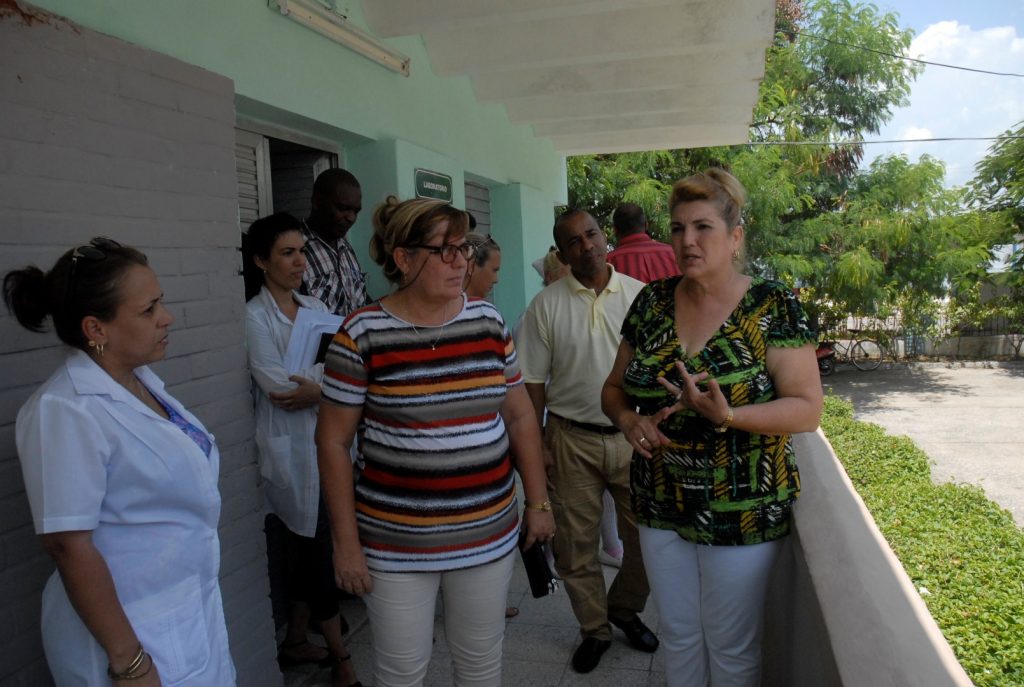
xmin=283 ymin=560 xmax=665 ymax=687
xmin=283 ymin=359 xmax=1024 ymax=686
xmin=822 ymin=360 xmax=1024 ymax=527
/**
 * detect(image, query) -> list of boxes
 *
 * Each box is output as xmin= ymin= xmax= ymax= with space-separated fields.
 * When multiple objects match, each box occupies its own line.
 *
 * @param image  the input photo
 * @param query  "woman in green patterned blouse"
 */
xmin=601 ymin=168 xmax=823 ymax=687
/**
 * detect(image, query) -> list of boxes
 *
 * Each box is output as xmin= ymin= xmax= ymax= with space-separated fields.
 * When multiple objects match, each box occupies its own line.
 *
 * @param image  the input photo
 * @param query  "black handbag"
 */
xmin=519 ymin=531 xmax=558 ymax=598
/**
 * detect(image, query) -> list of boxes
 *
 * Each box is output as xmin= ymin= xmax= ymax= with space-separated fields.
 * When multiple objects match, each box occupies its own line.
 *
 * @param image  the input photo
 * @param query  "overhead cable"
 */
xmin=745 ymin=135 xmax=1024 ymax=146
xmin=792 ymin=30 xmax=1024 ymax=78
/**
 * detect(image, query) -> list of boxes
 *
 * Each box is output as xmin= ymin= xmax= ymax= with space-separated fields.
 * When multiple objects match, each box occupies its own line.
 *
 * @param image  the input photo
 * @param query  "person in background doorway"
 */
xmin=607 ymin=203 xmax=680 ymax=283
xmin=301 ymin=168 xmax=371 ymax=317
xmin=601 ymin=168 xmax=822 ymax=687
xmin=515 ymin=247 xmax=570 ymax=341
xmin=300 ymin=167 xmax=371 ymax=575
xmin=541 ymin=247 xmax=571 ymax=286
xmin=462 ymin=230 xmax=523 ymax=620
xmin=243 ymin=213 xmax=361 ymax=687
xmin=5 ymin=238 xmax=235 ymax=686
xmin=464 ymin=232 xmax=501 ymax=299
xmin=316 ymin=196 xmax=555 ymax=687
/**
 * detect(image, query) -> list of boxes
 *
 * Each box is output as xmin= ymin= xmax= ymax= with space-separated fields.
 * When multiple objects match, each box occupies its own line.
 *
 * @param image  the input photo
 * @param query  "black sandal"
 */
xmin=277 ymin=640 xmax=333 ymax=668
xmin=331 ymin=652 xmax=363 ymax=687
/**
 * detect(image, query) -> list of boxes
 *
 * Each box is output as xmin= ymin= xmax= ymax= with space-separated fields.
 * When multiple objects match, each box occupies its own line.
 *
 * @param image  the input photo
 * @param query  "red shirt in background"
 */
xmin=607 ymin=233 xmax=680 ymax=283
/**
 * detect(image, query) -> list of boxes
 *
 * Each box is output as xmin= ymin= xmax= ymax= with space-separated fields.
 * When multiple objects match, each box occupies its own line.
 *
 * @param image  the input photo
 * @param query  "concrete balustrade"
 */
xmin=763 ymin=430 xmax=973 ymax=687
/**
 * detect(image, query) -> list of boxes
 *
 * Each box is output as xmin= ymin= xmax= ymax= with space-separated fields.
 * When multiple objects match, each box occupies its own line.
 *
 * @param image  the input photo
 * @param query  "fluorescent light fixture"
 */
xmin=273 ymin=0 xmax=410 ymax=76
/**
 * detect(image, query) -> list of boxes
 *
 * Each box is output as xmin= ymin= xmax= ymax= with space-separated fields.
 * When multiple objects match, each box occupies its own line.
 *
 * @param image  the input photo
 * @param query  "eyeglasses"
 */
xmin=67 ymin=237 xmax=122 ymax=302
xmin=407 ymin=242 xmax=476 ymax=263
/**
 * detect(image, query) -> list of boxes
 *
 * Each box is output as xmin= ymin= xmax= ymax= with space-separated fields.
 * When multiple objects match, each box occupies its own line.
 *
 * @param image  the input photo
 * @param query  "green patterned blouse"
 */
xmin=620 ymin=276 xmax=816 ymax=546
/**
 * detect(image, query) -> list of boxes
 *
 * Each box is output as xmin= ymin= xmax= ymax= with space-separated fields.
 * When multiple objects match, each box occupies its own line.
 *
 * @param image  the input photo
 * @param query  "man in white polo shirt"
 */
xmin=517 ymin=209 xmax=658 ymax=673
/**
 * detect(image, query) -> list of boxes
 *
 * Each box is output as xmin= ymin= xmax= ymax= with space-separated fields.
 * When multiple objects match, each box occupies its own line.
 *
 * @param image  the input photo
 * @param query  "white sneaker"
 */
xmin=598 ymin=550 xmax=623 ymax=568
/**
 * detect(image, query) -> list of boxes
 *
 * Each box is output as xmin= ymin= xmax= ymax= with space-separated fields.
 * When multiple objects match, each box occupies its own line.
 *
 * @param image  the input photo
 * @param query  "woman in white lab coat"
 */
xmin=243 ymin=212 xmax=361 ymax=687
xmin=5 ymin=238 xmax=235 ymax=686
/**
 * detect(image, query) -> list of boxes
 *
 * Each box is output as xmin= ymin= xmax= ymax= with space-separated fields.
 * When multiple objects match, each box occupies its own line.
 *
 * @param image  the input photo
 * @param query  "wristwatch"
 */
xmin=713 ymin=408 xmax=734 ymax=433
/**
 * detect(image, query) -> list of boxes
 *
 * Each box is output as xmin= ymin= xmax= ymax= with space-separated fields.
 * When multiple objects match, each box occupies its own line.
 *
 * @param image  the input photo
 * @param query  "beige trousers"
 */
xmin=546 ymin=415 xmax=650 ymax=640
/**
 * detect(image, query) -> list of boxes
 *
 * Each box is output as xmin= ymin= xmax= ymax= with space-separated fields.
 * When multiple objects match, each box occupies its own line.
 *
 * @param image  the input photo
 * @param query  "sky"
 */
xmin=866 ymin=1 xmax=1024 ymax=187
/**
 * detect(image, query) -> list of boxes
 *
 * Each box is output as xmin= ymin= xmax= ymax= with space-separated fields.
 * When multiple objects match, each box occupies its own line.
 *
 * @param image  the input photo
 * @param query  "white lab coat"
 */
xmin=16 ymin=350 xmax=235 ymax=687
xmin=245 ymin=287 xmax=326 ymax=537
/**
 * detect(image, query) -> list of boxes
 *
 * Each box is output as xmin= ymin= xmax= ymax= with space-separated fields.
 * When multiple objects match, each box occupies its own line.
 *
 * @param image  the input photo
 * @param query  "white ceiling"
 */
xmin=363 ymin=0 xmax=776 ymax=155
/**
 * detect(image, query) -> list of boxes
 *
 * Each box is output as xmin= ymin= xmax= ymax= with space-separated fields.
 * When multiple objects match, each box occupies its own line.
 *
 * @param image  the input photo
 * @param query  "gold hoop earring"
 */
xmin=88 ymin=340 xmax=105 ymax=357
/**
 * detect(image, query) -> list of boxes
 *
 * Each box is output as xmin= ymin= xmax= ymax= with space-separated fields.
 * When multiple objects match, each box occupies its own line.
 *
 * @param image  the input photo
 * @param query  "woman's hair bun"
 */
xmin=3 ymin=239 xmax=148 ymax=350
xmin=372 ymin=195 xmax=401 ymax=233
xmin=3 ymin=266 xmax=49 ymax=332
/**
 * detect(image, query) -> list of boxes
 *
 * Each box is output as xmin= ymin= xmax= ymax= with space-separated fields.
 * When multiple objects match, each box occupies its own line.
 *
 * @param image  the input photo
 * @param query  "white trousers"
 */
xmin=364 ymin=553 xmax=514 ymax=687
xmin=600 ymin=489 xmax=623 ymax=555
xmin=638 ymin=526 xmax=782 ymax=687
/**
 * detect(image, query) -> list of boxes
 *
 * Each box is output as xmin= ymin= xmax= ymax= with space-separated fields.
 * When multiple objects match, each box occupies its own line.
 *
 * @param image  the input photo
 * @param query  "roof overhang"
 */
xmin=363 ymin=0 xmax=776 ymax=155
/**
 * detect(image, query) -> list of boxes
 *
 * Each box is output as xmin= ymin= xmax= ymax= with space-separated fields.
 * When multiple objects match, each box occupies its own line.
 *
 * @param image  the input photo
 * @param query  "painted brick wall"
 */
xmin=0 ymin=6 xmax=280 ymax=685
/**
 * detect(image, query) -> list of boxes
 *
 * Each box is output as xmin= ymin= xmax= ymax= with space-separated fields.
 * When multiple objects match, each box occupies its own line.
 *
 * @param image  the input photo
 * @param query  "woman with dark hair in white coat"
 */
xmin=5 ymin=238 xmax=235 ymax=686
xmin=243 ymin=212 xmax=361 ymax=687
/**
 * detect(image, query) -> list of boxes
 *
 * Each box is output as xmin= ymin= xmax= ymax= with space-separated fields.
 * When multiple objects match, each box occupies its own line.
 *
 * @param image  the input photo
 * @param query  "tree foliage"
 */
xmin=753 ymin=0 xmax=919 ymax=176
xmin=566 ymin=0 xmax=1017 ymax=349
xmin=568 ymin=0 xmax=920 ymax=248
xmin=971 ymin=122 xmax=1024 ymax=230
xmin=796 ymin=155 xmax=1005 ymax=335
xmin=967 ymin=121 xmax=1024 ymax=356
xmin=971 ymin=121 xmax=1024 ymax=279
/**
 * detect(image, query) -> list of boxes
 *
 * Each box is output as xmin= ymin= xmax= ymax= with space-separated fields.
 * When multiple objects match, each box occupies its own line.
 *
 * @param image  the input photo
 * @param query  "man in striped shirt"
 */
xmin=300 ymin=168 xmax=371 ymax=316
xmin=607 ymin=203 xmax=680 ymax=284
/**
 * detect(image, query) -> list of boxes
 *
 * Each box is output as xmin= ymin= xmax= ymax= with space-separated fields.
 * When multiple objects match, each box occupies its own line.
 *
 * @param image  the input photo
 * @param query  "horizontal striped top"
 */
xmin=322 ymin=296 xmax=521 ymax=572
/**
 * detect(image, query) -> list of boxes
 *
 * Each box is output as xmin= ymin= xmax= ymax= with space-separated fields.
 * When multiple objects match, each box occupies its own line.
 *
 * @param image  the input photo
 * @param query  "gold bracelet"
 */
xmin=712 ymin=408 xmax=734 ymax=434
xmin=116 ymin=654 xmax=153 ymax=681
xmin=107 ymin=644 xmax=149 ymax=680
xmin=525 ymin=499 xmax=552 ymax=512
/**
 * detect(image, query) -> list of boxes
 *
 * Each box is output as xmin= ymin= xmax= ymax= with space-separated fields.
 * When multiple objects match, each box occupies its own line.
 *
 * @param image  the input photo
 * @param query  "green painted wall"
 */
xmin=28 ymin=0 xmax=565 ymax=203
xmin=491 ymin=183 xmax=555 ymax=321
xmin=345 ymin=138 xmax=468 ymax=301
xmin=347 ymin=140 xmax=556 ymax=320
xmin=343 ymin=138 xmax=399 ymax=302
xmin=29 ymin=0 xmax=565 ymax=320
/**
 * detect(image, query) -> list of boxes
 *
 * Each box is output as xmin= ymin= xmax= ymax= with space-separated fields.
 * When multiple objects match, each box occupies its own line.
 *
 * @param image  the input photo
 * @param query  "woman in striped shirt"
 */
xmin=316 ymin=196 xmax=555 ymax=687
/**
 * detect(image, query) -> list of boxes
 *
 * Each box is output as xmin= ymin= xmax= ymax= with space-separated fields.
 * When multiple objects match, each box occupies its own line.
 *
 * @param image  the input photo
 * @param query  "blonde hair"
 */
xmin=669 ymin=168 xmax=747 ymax=228
xmin=541 ymin=248 xmax=569 ymax=285
xmin=464 ymin=231 xmax=500 ymax=267
xmin=542 ymin=249 xmax=563 ymax=277
xmin=369 ymin=196 xmax=470 ymax=284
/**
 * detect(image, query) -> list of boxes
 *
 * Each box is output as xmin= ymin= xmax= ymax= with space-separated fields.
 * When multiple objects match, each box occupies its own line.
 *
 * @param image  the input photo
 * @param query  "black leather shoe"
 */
xmin=609 ymin=615 xmax=659 ymax=653
xmin=571 ymin=637 xmax=611 ymax=673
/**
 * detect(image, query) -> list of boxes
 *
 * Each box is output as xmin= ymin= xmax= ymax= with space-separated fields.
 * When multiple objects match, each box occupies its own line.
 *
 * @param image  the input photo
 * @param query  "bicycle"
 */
xmin=816 ymin=333 xmax=884 ymax=375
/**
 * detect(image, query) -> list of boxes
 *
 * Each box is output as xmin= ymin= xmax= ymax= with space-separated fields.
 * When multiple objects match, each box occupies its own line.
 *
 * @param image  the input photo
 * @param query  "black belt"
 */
xmin=552 ymin=414 xmax=621 ymax=435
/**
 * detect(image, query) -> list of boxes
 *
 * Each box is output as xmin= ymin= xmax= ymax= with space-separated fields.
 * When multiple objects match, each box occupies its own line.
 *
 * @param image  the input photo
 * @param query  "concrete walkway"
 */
xmin=282 ymin=360 xmax=1024 ymax=687
xmin=822 ymin=360 xmax=1024 ymax=527
xmin=282 ymin=560 xmax=665 ymax=687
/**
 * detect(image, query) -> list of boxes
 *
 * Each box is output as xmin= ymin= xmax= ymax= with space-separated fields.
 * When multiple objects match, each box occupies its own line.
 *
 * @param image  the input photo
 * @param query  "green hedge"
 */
xmin=821 ymin=395 xmax=1024 ymax=686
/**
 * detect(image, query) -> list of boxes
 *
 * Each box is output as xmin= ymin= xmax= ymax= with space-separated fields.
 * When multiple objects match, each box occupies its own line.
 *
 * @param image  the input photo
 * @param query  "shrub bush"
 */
xmin=821 ymin=395 xmax=1024 ymax=686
